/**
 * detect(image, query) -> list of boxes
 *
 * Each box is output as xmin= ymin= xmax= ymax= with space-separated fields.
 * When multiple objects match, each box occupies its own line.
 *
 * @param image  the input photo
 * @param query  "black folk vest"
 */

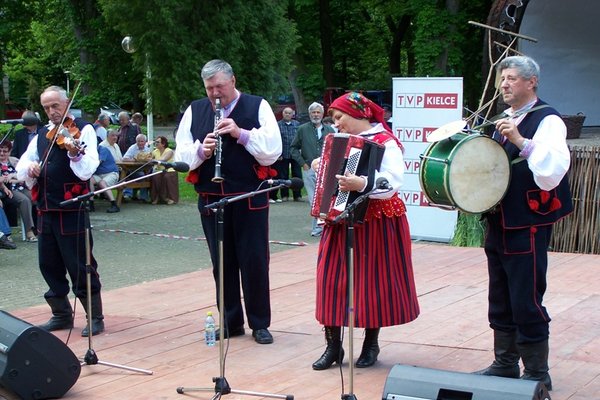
xmin=498 ymin=100 xmax=573 ymax=229
xmin=190 ymin=94 xmax=263 ymax=195
xmin=37 ymin=118 xmax=92 ymax=211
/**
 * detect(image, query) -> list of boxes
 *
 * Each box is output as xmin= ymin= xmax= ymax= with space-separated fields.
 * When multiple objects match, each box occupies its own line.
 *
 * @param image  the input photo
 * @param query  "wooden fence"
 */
xmin=550 ymin=146 xmax=600 ymax=254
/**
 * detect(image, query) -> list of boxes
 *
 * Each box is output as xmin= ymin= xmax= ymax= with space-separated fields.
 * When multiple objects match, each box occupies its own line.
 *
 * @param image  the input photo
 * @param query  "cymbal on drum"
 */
xmin=427 ymin=120 xmax=467 ymax=142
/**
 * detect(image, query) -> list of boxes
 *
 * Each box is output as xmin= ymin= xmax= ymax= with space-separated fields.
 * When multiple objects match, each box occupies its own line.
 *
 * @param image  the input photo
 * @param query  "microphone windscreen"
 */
xmin=172 ymin=161 xmax=190 ymax=172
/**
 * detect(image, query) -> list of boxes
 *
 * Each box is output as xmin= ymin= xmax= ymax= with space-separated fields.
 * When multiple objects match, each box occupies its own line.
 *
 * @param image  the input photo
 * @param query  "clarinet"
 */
xmin=211 ymin=98 xmax=224 ymax=183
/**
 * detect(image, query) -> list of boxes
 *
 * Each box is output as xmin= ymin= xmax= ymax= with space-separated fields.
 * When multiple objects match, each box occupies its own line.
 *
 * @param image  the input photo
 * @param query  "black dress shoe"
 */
xmin=215 ymin=326 xmax=245 ymax=340
xmin=252 ymin=328 xmax=273 ymax=344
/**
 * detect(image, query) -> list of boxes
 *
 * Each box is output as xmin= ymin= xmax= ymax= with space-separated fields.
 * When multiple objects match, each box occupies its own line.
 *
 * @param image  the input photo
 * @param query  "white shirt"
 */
xmin=16 ymin=120 xmax=99 ymax=188
xmin=174 ymin=90 xmax=281 ymax=170
xmin=504 ymin=101 xmax=570 ymax=191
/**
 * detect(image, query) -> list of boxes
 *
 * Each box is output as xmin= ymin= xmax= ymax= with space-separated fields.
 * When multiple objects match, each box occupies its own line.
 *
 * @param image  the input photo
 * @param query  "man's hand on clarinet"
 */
xmin=202 ymin=133 xmax=218 ymax=158
xmin=216 ymin=118 xmax=241 ymax=139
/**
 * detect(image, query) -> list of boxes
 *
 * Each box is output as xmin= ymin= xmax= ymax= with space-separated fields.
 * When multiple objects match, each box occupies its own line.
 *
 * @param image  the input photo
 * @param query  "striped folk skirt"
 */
xmin=315 ymin=213 xmax=420 ymax=328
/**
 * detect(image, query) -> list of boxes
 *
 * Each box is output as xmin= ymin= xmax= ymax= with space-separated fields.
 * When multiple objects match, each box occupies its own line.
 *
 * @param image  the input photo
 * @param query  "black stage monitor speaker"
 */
xmin=0 ymin=310 xmax=81 ymax=400
xmin=382 ymin=364 xmax=551 ymax=400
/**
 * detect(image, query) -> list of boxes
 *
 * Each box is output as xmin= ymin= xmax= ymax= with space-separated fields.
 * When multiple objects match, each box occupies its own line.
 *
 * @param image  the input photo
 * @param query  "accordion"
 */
xmin=311 ymin=133 xmax=385 ymax=224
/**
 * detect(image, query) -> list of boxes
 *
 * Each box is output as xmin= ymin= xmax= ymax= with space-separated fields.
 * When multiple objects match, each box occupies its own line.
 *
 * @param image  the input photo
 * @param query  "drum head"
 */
xmin=427 ymin=120 xmax=467 ymax=142
xmin=447 ymin=135 xmax=510 ymax=214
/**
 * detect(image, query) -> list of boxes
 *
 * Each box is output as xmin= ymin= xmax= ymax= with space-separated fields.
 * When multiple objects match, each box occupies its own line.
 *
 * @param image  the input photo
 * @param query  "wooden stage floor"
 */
xmin=2 ymin=243 xmax=599 ymax=399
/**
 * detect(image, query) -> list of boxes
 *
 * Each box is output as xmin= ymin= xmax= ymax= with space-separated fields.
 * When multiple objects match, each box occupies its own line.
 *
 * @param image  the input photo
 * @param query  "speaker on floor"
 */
xmin=0 ymin=310 xmax=81 ymax=400
xmin=382 ymin=364 xmax=550 ymax=400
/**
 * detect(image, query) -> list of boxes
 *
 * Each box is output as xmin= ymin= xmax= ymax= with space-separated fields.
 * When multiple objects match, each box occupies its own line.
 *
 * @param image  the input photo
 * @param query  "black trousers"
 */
xmin=199 ymin=193 xmax=271 ymax=330
xmin=38 ymin=211 xmax=101 ymax=299
xmin=276 ymin=157 xmax=303 ymax=199
xmin=484 ymin=213 xmax=552 ymax=343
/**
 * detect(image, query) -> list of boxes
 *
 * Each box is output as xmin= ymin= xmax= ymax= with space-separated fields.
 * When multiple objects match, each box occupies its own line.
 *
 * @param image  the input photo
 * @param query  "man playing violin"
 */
xmin=16 ymin=85 xmax=105 ymax=337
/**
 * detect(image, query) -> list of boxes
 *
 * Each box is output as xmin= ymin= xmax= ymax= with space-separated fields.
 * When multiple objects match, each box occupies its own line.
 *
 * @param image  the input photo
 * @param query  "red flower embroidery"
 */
xmin=254 ymin=165 xmax=277 ymax=180
xmin=549 ymin=198 xmax=561 ymax=212
xmin=528 ymin=199 xmax=539 ymax=211
xmin=64 ymin=191 xmax=73 ymax=200
xmin=71 ymin=184 xmax=82 ymax=195
xmin=540 ymin=191 xmax=550 ymax=204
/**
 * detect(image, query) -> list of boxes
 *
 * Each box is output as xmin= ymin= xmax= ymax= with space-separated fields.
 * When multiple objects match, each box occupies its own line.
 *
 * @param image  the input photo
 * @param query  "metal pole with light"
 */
xmin=64 ymin=71 xmax=71 ymax=96
xmin=121 ymin=35 xmax=154 ymax=143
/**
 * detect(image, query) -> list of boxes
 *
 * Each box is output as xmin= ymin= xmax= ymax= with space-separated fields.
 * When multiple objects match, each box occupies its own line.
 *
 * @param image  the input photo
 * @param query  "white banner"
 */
xmin=392 ymin=77 xmax=463 ymax=242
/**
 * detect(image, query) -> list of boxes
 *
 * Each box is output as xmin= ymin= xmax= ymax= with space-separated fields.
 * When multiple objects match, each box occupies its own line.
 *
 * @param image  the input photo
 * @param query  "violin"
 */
xmin=45 ymin=117 xmax=87 ymax=154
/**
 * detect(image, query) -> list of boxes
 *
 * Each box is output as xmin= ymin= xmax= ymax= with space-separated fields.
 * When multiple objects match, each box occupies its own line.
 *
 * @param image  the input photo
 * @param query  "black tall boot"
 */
xmin=38 ymin=296 xmax=74 ymax=331
xmin=312 ymin=326 xmax=344 ymax=370
xmin=518 ymin=340 xmax=552 ymax=391
xmin=79 ymin=292 xmax=105 ymax=337
xmin=355 ymin=328 xmax=380 ymax=368
xmin=474 ymin=329 xmax=520 ymax=378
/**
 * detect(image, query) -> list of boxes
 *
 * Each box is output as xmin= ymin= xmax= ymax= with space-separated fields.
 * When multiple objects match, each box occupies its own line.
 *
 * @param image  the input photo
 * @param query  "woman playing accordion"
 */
xmin=311 ymin=92 xmax=420 ymax=370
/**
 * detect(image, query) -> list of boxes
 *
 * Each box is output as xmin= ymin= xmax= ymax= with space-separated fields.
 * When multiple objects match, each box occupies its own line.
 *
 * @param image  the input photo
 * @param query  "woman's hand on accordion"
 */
xmin=336 ymin=172 xmax=367 ymax=193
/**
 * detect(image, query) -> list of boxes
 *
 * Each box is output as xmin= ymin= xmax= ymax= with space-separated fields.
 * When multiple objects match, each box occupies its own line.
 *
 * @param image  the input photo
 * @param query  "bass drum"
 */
xmin=419 ymin=133 xmax=511 ymax=214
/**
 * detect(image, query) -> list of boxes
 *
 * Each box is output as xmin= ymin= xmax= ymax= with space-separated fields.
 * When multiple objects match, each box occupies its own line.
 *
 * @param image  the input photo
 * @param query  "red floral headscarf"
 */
xmin=328 ymin=92 xmax=391 ymax=132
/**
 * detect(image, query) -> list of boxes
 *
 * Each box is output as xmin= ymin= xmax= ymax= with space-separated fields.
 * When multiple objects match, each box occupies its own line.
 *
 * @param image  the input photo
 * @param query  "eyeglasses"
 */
xmin=0 ymin=149 xmax=9 ymax=153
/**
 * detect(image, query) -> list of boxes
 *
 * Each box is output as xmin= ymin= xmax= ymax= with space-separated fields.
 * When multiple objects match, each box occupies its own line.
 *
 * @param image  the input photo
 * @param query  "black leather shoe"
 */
xmin=252 ymin=328 xmax=273 ymax=344
xmin=215 ymin=326 xmax=245 ymax=341
xmin=81 ymin=319 xmax=105 ymax=337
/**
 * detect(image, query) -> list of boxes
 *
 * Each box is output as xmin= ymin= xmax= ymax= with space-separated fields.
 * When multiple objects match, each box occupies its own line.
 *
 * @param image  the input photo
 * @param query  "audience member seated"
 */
xmin=90 ymin=143 xmax=120 ymax=213
xmin=100 ymin=129 xmax=123 ymax=162
xmin=122 ymin=134 xmax=151 ymax=201
xmin=0 ymin=141 xmax=37 ymax=241
xmin=0 ymin=202 xmax=17 ymax=250
xmin=150 ymin=136 xmax=179 ymax=205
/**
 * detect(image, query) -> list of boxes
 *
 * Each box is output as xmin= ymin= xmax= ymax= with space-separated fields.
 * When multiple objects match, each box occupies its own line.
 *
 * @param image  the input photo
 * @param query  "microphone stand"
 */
xmin=59 ymin=172 xmax=169 ymax=376
xmin=176 ymin=183 xmax=294 ymax=400
xmin=332 ymin=186 xmax=388 ymax=400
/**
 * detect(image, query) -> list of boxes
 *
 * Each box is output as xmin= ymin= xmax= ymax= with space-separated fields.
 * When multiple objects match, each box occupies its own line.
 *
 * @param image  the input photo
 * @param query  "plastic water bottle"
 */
xmin=204 ymin=311 xmax=216 ymax=347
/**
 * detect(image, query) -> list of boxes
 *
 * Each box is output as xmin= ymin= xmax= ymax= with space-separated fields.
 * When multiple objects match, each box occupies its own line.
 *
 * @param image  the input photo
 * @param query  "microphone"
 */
xmin=150 ymin=160 xmax=190 ymax=172
xmin=0 ymin=116 xmax=39 ymax=125
xmin=266 ymin=177 xmax=304 ymax=190
xmin=375 ymin=177 xmax=393 ymax=190
xmin=1 ymin=119 xmax=25 ymax=125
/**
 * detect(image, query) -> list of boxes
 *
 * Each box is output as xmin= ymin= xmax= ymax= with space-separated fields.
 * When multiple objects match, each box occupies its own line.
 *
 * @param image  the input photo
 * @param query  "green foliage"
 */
xmin=451 ymin=212 xmax=485 ymax=247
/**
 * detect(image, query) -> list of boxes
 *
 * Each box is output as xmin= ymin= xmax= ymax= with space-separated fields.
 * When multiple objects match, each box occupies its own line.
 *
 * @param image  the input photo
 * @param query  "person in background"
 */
xmin=150 ymin=136 xmax=178 ymax=205
xmin=474 ymin=56 xmax=572 ymax=391
xmin=321 ymin=116 xmax=338 ymax=133
xmin=175 ymin=59 xmax=281 ymax=345
xmin=382 ymin=105 xmax=393 ymax=132
xmin=11 ymin=111 xmax=41 ymax=159
xmin=290 ymin=102 xmax=335 ymax=237
xmin=90 ymin=142 xmax=120 ymax=213
xmin=310 ymin=92 xmax=419 ymax=370
xmin=100 ymin=129 xmax=123 ymax=163
xmin=276 ymin=107 xmax=302 ymax=202
xmin=0 ymin=200 xmax=17 ymax=249
xmin=94 ymin=113 xmax=111 ymax=142
xmin=131 ymin=112 xmax=143 ymax=127
xmin=16 ymin=85 xmax=104 ymax=337
xmin=0 ymin=141 xmax=37 ymax=241
xmin=117 ymin=111 xmax=140 ymax=154
xmin=122 ymin=133 xmax=151 ymax=202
